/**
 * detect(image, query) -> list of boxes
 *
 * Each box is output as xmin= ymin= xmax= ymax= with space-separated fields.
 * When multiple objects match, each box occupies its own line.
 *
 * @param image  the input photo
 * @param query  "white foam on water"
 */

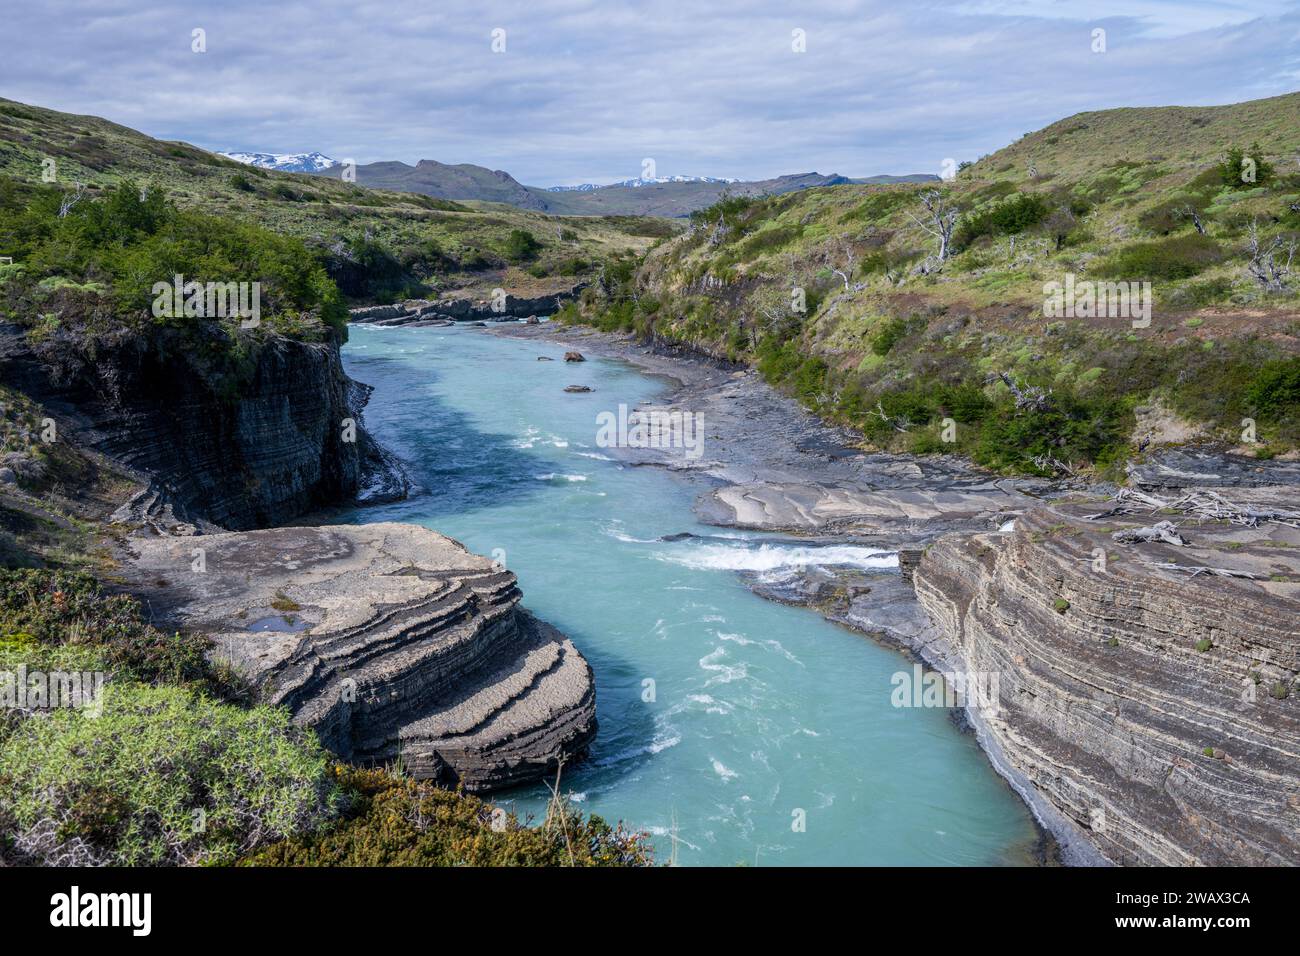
xmin=656 ymin=541 xmax=897 ymax=573
xmin=711 ymin=758 xmax=739 ymax=781
xmin=717 ymin=630 xmax=803 ymax=666
xmin=603 ymin=526 xmax=659 ymax=544
xmin=699 ymin=646 xmax=748 ymax=687
xmin=534 ymin=473 xmax=588 ymax=482
xmin=575 ymin=451 xmax=614 ymax=460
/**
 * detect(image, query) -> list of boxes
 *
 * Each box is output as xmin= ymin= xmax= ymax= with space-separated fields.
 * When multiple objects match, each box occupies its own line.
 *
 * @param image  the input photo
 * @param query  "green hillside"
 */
xmin=0 ymin=97 xmax=669 ymax=303
xmin=560 ymin=92 xmax=1300 ymax=475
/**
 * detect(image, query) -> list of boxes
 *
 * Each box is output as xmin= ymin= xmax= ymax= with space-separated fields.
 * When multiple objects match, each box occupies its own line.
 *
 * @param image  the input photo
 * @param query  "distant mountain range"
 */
xmin=547 ymin=175 xmax=741 ymax=192
xmin=220 ymin=150 xmax=338 ymax=173
xmin=305 ymin=159 xmax=938 ymax=216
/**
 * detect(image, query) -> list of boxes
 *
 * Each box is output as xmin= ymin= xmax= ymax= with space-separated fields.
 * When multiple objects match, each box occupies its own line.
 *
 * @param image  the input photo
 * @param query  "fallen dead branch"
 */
xmin=1145 ymin=562 xmax=1262 ymax=580
xmin=1084 ymin=488 xmax=1300 ymax=528
xmin=1112 ymin=520 xmax=1187 ymax=546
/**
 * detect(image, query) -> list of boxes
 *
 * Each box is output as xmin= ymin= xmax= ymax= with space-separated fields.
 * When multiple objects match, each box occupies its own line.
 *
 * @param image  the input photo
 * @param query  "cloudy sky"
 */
xmin=4 ymin=1 xmax=1299 ymax=185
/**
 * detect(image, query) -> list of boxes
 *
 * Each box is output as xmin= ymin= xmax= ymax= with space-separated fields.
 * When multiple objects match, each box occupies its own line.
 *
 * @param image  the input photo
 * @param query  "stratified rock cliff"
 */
xmin=127 ymin=522 xmax=597 ymax=792
xmin=0 ymin=321 xmax=406 ymax=531
xmin=913 ymin=494 xmax=1300 ymax=865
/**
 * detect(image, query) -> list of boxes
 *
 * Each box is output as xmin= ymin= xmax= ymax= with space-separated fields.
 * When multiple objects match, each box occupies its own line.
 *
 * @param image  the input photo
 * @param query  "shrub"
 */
xmin=954 ymin=192 xmax=1050 ymax=249
xmin=503 ymin=229 xmax=541 ymax=262
xmin=1217 ymin=143 xmax=1275 ymax=189
xmin=240 ymin=765 xmax=653 ymax=867
xmin=1245 ymin=357 xmax=1300 ymax=422
xmin=1094 ymin=233 xmax=1224 ymax=280
xmin=870 ymin=316 xmax=910 ymax=356
xmin=0 ymin=683 xmax=340 ymax=865
xmin=0 ymin=569 xmax=225 ymax=692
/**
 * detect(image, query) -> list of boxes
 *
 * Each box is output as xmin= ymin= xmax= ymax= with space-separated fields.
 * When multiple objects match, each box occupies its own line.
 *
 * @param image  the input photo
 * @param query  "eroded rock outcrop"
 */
xmin=0 ymin=322 xmax=407 ymax=531
xmin=349 ymin=285 xmax=585 ymax=327
xmin=127 ymin=522 xmax=596 ymax=792
xmin=912 ymin=494 xmax=1300 ymax=865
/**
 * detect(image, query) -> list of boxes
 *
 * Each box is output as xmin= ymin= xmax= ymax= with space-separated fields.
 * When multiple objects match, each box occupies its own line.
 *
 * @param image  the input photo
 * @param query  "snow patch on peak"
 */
xmin=220 ymin=150 xmax=338 ymax=173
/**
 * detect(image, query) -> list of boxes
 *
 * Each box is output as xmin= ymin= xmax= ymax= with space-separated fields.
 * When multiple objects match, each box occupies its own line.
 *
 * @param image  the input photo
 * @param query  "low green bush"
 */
xmin=0 ymin=682 xmax=340 ymax=865
xmin=1094 ymin=233 xmax=1224 ymax=280
xmin=240 ymin=765 xmax=654 ymax=867
xmin=0 ymin=569 xmax=227 ymax=693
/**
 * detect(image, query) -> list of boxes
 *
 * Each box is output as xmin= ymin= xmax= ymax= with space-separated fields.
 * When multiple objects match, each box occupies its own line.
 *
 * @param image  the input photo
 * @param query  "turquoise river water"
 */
xmin=339 ymin=323 xmax=1040 ymax=866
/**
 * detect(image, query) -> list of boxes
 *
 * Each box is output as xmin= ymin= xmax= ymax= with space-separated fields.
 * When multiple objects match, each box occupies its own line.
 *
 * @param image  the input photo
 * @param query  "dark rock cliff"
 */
xmin=0 ymin=321 xmax=406 ymax=530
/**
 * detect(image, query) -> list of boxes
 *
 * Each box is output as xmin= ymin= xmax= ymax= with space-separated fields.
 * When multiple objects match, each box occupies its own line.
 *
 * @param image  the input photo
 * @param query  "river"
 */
xmin=338 ymin=322 xmax=1040 ymax=866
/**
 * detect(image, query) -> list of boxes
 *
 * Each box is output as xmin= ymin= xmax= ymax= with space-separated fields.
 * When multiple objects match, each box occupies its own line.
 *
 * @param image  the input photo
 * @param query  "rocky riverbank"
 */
xmin=0 ymin=320 xmax=599 ymax=793
xmin=488 ymin=319 xmax=1300 ymax=865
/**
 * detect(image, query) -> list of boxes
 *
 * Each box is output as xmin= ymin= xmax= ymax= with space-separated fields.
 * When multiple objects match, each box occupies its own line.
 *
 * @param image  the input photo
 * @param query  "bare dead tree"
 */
xmin=824 ymin=241 xmax=857 ymax=290
xmin=56 ymin=183 xmax=86 ymax=219
xmin=1245 ymin=220 xmax=1296 ymax=292
xmin=872 ymin=400 xmax=911 ymax=433
xmin=1146 ymin=562 xmax=1262 ymax=580
xmin=1112 ymin=520 xmax=1188 ymax=546
xmin=1030 ymin=453 xmax=1076 ymax=477
xmin=907 ymin=190 xmax=959 ymax=264
xmin=997 ymin=371 xmax=1052 ymax=412
xmin=1175 ymin=204 xmax=1206 ymax=235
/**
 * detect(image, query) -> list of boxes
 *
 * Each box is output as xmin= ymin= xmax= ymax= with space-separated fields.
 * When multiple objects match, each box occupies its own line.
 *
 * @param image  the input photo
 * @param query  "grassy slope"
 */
xmin=0 ymin=97 xmax=672 ymax=300
xmin=564 ymin=92 xmax=1300 ymax=474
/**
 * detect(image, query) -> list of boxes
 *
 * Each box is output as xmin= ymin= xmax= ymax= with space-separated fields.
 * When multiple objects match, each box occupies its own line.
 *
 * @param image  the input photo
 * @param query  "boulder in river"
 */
xmin=564 ymin=385 xmax=593 ymax=393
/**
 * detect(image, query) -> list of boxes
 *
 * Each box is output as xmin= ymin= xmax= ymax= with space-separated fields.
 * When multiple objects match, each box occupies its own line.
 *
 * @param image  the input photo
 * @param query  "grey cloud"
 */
xmin=2 ymin=0 xmax=1298 ymax=185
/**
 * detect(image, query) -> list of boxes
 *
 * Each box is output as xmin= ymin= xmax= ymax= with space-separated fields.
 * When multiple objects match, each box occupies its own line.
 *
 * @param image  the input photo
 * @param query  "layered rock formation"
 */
xmin=0 ymin=322 xmax=406 ymax=531
xmin=349 ymin=285 xmax=585 ymax=327
xmin=127 ymin=522 xmax=597 ymax=792
xmin=912 ymin=494 xmax=1300 ymax=865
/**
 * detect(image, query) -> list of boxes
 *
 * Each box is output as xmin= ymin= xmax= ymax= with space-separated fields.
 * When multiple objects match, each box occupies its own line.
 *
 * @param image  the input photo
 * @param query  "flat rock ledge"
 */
xmin=127 ymin=522 xmax=596 ymax=792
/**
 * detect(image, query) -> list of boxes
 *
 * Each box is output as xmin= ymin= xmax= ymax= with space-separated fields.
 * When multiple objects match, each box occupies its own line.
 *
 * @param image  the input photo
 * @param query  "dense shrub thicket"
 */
xmin=0 ymin=180 xmax=348 ymax=337
xmin=240 ymin=765 xmax=654 ymax=867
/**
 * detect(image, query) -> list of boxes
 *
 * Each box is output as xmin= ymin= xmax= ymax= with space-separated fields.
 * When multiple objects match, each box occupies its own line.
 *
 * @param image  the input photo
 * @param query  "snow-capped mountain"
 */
xmin=220 ymin=150 xmax=338 ymax=173
xmin=547 ymin=175 xmax=740 ymax=191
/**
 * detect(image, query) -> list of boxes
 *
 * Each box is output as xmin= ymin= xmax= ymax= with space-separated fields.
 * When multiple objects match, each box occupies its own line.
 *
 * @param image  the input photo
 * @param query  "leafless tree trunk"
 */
xmin=57 ymin=183 xmax=85 ymax=219
xmin=907 ymin=190 xmax=959 ymax=264
xmin=1245 ymin=220 xmax=1296 ymax=292
xmin=824 ymin=241 xmax=857 ymax=290
xmin=997 ymin=371 xmax=1053 ymax=412
xmin=1176 ymin=205 xmax=1206 ymax=235
xmin=872 ymin=400 xmax=911 ymax=433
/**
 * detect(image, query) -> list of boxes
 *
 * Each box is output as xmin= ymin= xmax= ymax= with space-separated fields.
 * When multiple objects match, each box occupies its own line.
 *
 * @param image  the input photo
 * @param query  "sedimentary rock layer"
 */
xmin=349 ymin=285 xmax=584 ymax=327
xmin=127 ymin=522 xmax=596 ymax=792
xmin=913 ymin=495 xmax=1300 ymax=865
xmin=0 ymin=322 xmax=406 ymax=530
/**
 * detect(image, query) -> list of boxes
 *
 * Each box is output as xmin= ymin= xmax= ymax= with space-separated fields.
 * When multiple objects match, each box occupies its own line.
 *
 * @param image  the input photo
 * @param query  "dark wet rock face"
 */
xmin=0 ymin=322 xmax=406 ymax=530
xmin=127 ymin=522 xmax=597 ymax=792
